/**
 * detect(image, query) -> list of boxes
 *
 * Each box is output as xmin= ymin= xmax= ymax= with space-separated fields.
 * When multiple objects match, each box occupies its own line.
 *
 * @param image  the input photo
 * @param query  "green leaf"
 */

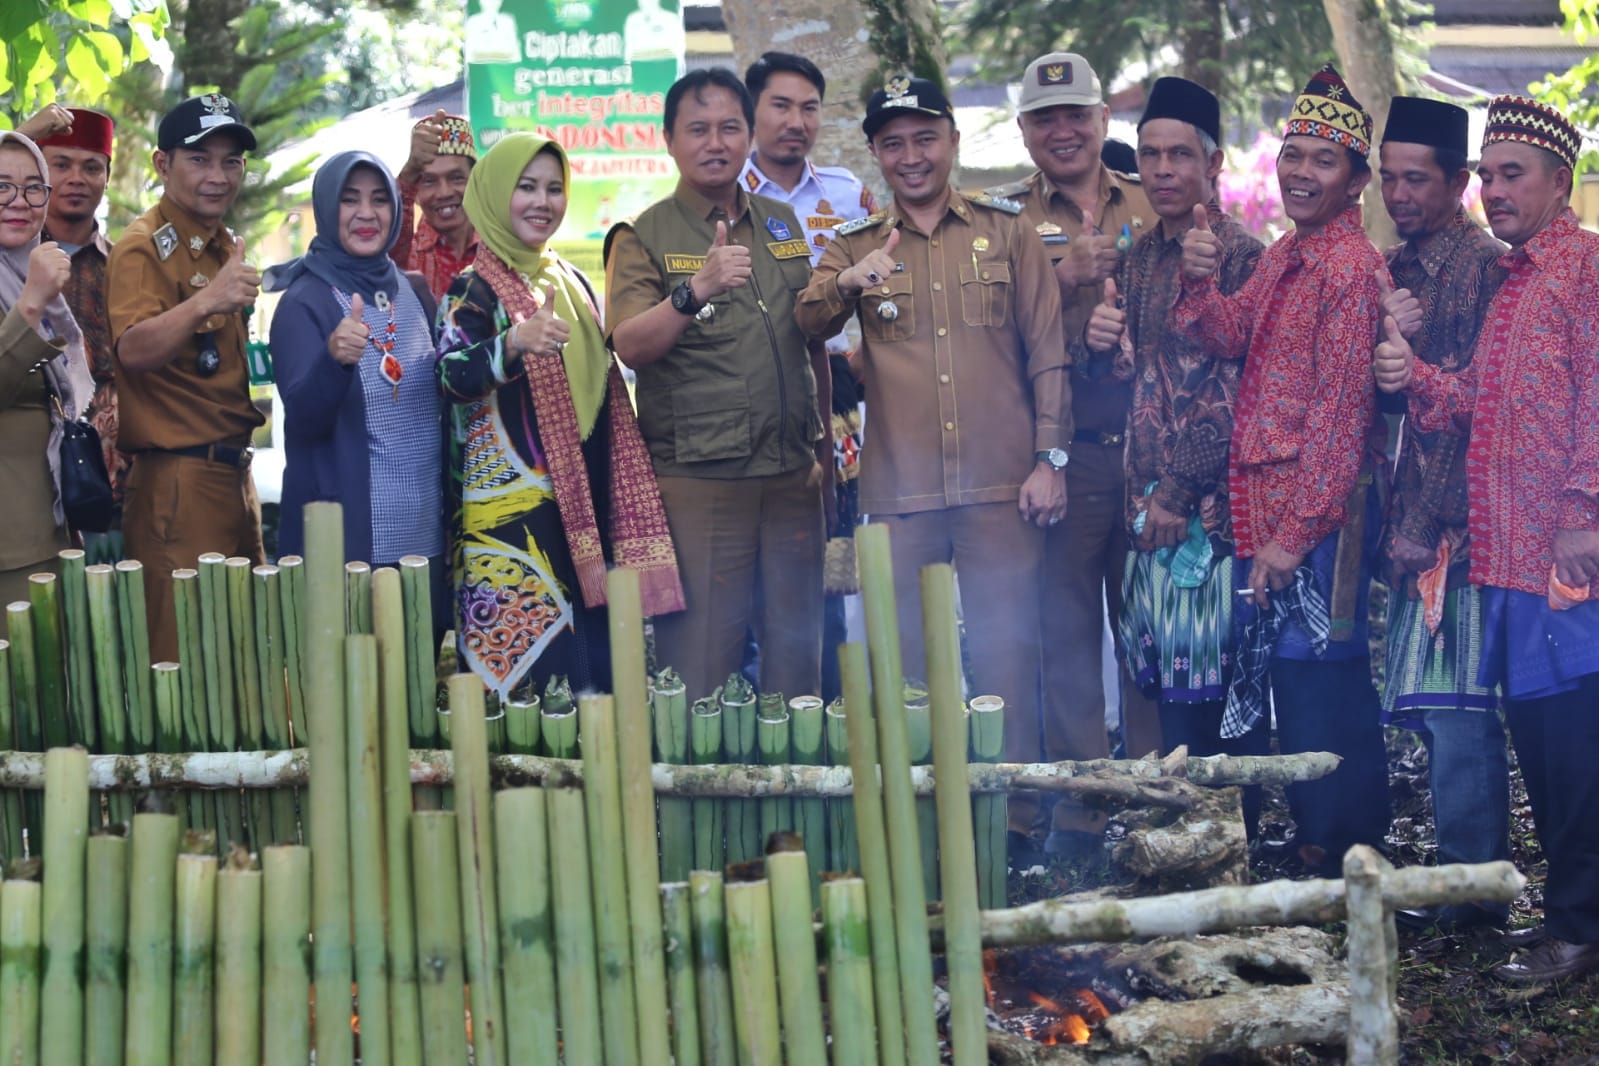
xmin=65 ymin=34 xmax=110 ymax=98
xmin=84 ymin=29 xmax=123 ymax=70
xmin=65 ymin=0 xmax=114 ymax=28
xmin=0 ymin=0 xmax=48 ymax=43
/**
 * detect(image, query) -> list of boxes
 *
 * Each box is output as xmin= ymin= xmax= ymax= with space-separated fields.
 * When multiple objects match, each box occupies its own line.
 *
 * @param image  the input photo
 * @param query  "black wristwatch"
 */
xmin=1036 ymin=447 xmax=1069 ymax=470
xmin=671 ymin=279 xmax=703 ymax=316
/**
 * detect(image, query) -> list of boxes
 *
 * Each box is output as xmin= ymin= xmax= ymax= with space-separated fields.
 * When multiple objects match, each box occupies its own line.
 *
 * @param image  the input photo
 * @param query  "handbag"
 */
xmin=51 ymin=394 xmax=115 ymax=533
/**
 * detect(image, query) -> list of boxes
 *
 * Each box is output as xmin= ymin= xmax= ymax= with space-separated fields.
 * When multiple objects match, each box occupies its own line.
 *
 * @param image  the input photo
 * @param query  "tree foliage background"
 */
xmin=1533 ymin=0 xmax=1599 ymax=175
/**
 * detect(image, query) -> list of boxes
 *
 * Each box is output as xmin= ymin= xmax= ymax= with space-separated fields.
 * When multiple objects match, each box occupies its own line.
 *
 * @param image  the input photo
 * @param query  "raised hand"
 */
xmin=18 ymin=104 xmax=73 ymax=143
xmin=1084 ymin=277 xmax=1126 ymax=352
xmin=690 ymin=221 xmax=752 ymax=300
xmin=1372 ymin=314 xmax=1415 ymax=393
xmin=17 ymin=241 xmax=71 ymax=330
xmin=510 ymin=282 xmax=571 ymax=361
xmin=1375 ymin=270 xmax=1423 ymax=341
xmin=401 ymin=108 xmax=450 ymax=182
xmin=205 ymin=237 xmax=262 ymax=315
xmin=1181 ymin=203 xmax=1219 ymax=281
xmin=839 ymin=227 xmax=901 ymax=296
xmin=1058 ymin=228 xmax=1121 ymax=289
xmin=327 ymin=293 xmax=370 ymax=366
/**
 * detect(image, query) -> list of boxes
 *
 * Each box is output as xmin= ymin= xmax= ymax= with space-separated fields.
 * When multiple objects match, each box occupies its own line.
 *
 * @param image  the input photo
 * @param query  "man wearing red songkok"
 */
xmin=393 ymin=109 xmax=480 ymax=299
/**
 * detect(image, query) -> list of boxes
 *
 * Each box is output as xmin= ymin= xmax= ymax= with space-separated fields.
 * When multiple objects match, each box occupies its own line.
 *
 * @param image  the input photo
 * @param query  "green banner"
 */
xmin=465 ymin=0 xmax=685 ymax=279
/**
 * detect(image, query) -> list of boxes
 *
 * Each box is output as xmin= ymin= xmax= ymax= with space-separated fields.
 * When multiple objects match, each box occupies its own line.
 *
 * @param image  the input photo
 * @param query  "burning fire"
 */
xmin=982 ymin=949 xmax=1109 ymax=1047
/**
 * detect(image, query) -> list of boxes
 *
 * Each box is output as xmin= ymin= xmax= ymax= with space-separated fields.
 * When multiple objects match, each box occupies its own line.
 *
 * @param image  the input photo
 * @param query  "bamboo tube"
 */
xmin=372 ymin=568 xmax=422 ymax=1066
xmin=276 ymin=557 xmax=307 ymax=746
xmin=492 ymin=789 xmax=558 ymax=1066
xmin=303 ymin=503 xmax=353 ymax=1066
xmin=0 ymin=867 xmax=41 ymax=1066
xmin=409 ymin=813 xmax=467 ymax=1066
xmin=968 ymin=695 xmax=1006 ymax=910
xmin=504 ymin=696 xmax=540 ymax=755
xmin=39 ymin=748 xmax=87 ymax=1065
xmin=921 ymin=564 xmax=984 ymax=1065
xmin=660 ymin=882 xmax=701 ymax=1066
xmin=687 ymin=871 xmax=737 ymax=1066
xmin=689 ymin=696 xmax=724 ymax=872
xmin=84 ymin=832 xmax=128 ymax=1066
xmin=151 ymin=663 xmax=183 ymax=754
xmin=253 ymin=565 xmax=297 ymax=845
xmin=215 ymin=847 xmax=262 ymax=1066
xmin=724 ymin=866 xmax=781 ymax=1066
xmin=197 ymin=553 xmax=235 ymax=753
xmin=345 ymin=561 xmax=372 ymax=635
xmin=766 ymin=841 xmax=826 ymax=1066
xmin=904 ymin=682 xmax=938 ymax=901
xmin=578 ymin=693 xmax=640 ymax=1066
xmin=225 ymin=558 xmax=263 ymax=751
xmin=825 ymin=698 xmax=858 ymax=873
xmin=756 ymin=694 xmax=792 ymax=843
xmin=720 ymin=676 xmax=760 ymax=863
xmin=346 ymin=636 xmax=392 ymax=1066
xmin=397 ymin=557 xmax=436 ymax=747
xmin=261 ymin=845 xmax=311 ymax=1066
xmin=172 ymin=834 xmax=217 ymax=1066
xmin=83 ymin=567 xmax=125 ymax=754
xmin=605 ymin=569 xmax=672 ymax=1061
xmin=124 ymin=812 xmax=179 ymax=1066
xmin=26 ymin=574 xmax=68 ymax=749
xmin=651 ymin=670 xmax=692 ymax=881
xmin=855 ymin=524 xmax=938 ymax=1063
xmin=0 ymin=641 xmax=17 ymax=864
xmin=822 ymin=875 xmax=879 ymax=1066
xmin=115 ymin=561 xmax=155 ymax=751
xmin=838 ymin=643 xmax=906 ymax=1066
xmin=57 ymin=550 xmax=97 ymax=747
xmin=4 ymin=605 xmax=40 ymax=752
xmin=789 ymin=695 xmax=827 ymax=900
xmin=447 ymin=673 xmax=506 ymax=1066
xmin=538 ymin=676 xmax=576 ymax=757
xmin=484 ymin=704 xmax=507 ymax=754
xmin=171 ymin=570 xmax=207 ymax=751
xmin=546 ymin=788 xmax=603 ymax=1066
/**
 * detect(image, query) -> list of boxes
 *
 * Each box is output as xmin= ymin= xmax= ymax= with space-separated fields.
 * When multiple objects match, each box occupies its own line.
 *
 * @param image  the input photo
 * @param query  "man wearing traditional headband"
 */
xmin=1376 ymin=95 xmax=1599 ymax=984
xmin=1177 ymin=64 xmax=1390 ymax=878
xmin=394 ymin=109 xmax=480 ymax=299
xmin=1371 ymin=95 xmax=1511 ymax=936
xmin=1083 ymin=77 xmax=1269 ymax=837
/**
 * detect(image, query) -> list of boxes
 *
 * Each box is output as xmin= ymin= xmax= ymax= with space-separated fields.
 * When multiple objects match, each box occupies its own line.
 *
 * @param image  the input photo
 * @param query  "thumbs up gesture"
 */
xmin=1085 ymin=277 xmax=1126 ymax=353
xmin=840 ymin=227 xmax=902 ymax=297
xmin=327 ymin=293 xmax=371 ymax=366
xmin=1375 ymin=270 xmax=1423 ymax=342
xmin=510 ymin=282 xmax=572 ymax=362
xmin=205 ymin=236 xmax=262 ymax=315
xmin=1373 ymin=314 xmax=1415 ymax=393
xmin=1179 ymin=203 xmax=1221 ymax=281
xmin=689 ymin=220 xmax=753 ymax=301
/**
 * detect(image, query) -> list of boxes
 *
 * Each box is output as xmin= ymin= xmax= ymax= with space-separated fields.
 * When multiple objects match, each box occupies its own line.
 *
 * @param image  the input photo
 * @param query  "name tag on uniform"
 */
xmin=664 ymin=254 xmax=706 ymax=273
xmin=1040 ymin=234 xmax=1071 ymax=247
xmin=807 ymin=215 xmax=845 ymax=230
xmin=766 ymin=239 xmax=810 ymax=260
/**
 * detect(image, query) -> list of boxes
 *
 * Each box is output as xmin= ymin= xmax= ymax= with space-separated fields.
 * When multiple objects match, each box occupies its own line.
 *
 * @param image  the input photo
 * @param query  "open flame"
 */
xmin=982 ymin=949 xmax=1108 ymax=1046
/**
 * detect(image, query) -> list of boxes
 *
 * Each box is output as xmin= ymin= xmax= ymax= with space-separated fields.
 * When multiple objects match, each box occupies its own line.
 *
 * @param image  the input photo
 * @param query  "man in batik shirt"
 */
xmin=1373 ymin=96 xmax=1510 ymax=934
xmin=1178 ymin=65 xmax=1390 ymax=877
xmin=1376 ymin=95 xmax=1599 ymax=984
xmin=393 ymin=110 xmax=479 ymax=300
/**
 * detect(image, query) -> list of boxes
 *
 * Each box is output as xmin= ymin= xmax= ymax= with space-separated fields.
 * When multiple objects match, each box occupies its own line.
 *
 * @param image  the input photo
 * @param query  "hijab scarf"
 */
xmin=263 ymin=151 xmax=404 ymax=302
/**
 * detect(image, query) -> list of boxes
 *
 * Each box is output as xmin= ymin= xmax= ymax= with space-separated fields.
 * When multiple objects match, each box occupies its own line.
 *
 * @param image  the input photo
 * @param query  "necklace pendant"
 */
xmin=374 ymin=290 xmax=391 ymax=313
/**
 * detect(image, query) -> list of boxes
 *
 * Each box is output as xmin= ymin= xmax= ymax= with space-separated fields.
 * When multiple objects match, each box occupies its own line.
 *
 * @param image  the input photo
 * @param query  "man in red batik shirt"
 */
xmin=392 ymin=110 xmax=479 ymax=300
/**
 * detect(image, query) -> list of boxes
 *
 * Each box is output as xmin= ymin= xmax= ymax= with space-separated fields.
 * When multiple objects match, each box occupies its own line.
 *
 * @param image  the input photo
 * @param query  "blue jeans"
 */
xmin=1419 ymin=706 xmax=1512 ymax=919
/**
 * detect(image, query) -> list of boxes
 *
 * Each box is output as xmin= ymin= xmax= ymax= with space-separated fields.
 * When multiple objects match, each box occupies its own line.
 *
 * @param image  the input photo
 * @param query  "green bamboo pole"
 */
xmin=766 ymin=841 xmax=827 ymax=1066
xmin=921 ymin=564 xmax=985 ymax=1065
xmin=225 ymin=558 xmax=263 ymax=753
xmin=687 ymin=871 xmax=737 ymax=1066
xmin=345 ymin=561 xmax=373 ymax=636
xmin=0 ymin=640 xmax=23 ymax=863
xmin=789 ymin=695 xmax=827 ymax=899
xmin=409 ymin=813 xmax=467 ymax=1066
xmin=151 ymin=663 xmax=183 ymax=754
xmin=689 ymin=696 xmax=723 ymax=872
xmin=215 ymin=847 xmax=262 ymax=1066
xmin=651 ymin=670 xmax=692 ymax=882
xmin=825 ymin=698 xmax=858 ymax=874
xmin=968 ymin=695 xmax=1007 ymax=911
xmin=39 ymin=748 xmax=87 ymax=1065
xmin=172 ymin=834 xmax=217 ymax=1066
xmin=538 ymin=676 xmax=575 ymax=756
xmin=504 ymin=696 xmax=540 ymax=755
xmin=276 ymin=556 xmax=307 ymax=746
xmin=57 ymin=550 xmax=96 ymax=747
xmin=114 ymin=561 xmax=155 ymax=751
xmin=821 ymin=875 xmax=879 ymax=1066
xmin=85 ymin=832 xmax=128 ymax=1066
xmin=82 ymin=567 xmax=124 ymax=755
xmin=171 ymin=570 xmax=206 ymax=751
xmin=545 ymin=788 xmax=602 ymax=1066
xmin=724 ymin=867 xmax=781 ymax=1066
xmin=578 ymin=693 xmax=640 ymax=1066
xmin=604 ymin=568 xmax=672 ymax=1061
xmin=756 ymin=693 xmax=792 ymax=845
xmin=0 ymin=867 xmax=41 ymax=1066
xmin=484 ymin=704 xmax=507 ymax=754
xmin=660 ymin=882 xmax=701 ymax=1066
xmin=261 ymin=844 xmax=311 ymax=1066
xmin=855 ymin=524 xmax=938 ymax=1063
xmin=720 ymin=676 xmax=760 ymax=863
xmin=903 ymin=683 xmax=939 ymax=902
xmin=253 ymin=565 xmax=297 ymax=845
xmin=196 ymin=553 xmax=235 ymax=753
xmin=26 ymin=574 xmax=68 ymax=749
xmin=346 ymin=635 xmax=392 ymax=1066
xmin=124 ymin=811 xmax=179 ymax=1066
xmin=371 ymin=568 xmax=422 ymax=1066
xmin=397 ymin=556 xmax=436 ymax=748
xmin=4 ymin=605 xmax=39 ymax=751
xmin=303 ymin=503 xmax=353 ymax=1066
xmin=447 ymin=673 xmax=505 ymax=1066
xmin=838 ymin=643 xmax=906 ymax=1066
xmin=492 ymin=788 xmax=558 ymax=1066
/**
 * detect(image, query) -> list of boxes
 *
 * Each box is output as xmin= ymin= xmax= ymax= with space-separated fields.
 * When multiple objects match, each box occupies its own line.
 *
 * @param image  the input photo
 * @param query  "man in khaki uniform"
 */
xmin=986 ymin=52 xmax=1161 ymax=856
xmin=605 ymin=68 xmax=827 ymax=702
xmin=797 ymin=75 xmax=1068 ymax=844
xmin=109 ymin=94 xmax=265 ymax=663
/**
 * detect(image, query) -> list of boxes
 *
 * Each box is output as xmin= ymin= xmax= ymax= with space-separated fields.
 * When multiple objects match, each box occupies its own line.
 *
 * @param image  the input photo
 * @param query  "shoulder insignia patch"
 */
xmin=835 ymin=213 xmax=884 ymax=236
xmin=153 ymin=223 xmax=179 ymax=261
xmin=967 ymin=191 xmax=1024 ymax=214
xmin=982 ymin=181 xmax=1031 ymax=198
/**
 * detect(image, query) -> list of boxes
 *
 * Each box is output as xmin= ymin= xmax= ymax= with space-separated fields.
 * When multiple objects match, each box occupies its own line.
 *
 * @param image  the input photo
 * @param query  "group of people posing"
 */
xmin=1 ymin=45 xmax=1595 ymax=986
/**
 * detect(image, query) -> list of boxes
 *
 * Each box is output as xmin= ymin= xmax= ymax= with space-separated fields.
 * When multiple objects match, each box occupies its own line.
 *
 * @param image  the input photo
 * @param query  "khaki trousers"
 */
xmin=123 ymin=452 xmax=264 ymax=664
xmin=653 ymin=468 xmax=824 ymax=702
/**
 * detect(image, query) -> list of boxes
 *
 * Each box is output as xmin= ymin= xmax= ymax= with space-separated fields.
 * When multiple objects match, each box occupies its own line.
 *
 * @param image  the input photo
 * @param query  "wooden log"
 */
xmin=1343 ymin=845 xmax=1399 ymax=1065
xmin=1101 ymin=984 xmax=1349 ymax=1064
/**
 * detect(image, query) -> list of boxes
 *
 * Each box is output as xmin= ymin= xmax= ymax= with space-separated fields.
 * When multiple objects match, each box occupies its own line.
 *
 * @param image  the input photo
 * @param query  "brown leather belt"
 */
xmin=145 ymin=443 xmax=254 ymax=469
xmin=1073 ymin=429 xmax=1125 ymax=447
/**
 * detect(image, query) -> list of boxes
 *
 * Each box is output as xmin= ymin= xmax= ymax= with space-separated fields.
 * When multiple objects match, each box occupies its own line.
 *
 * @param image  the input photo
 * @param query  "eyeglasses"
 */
xmin=0 ymin=182 xmax=51 ymax=208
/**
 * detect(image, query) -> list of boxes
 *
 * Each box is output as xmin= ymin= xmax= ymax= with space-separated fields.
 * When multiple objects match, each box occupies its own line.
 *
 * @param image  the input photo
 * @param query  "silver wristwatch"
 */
xmin=1036 ymin=447 xmax=1069 ymax=470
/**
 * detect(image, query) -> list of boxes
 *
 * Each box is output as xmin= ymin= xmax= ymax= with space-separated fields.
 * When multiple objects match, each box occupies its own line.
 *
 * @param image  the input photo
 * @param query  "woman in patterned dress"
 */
xmin=437 ymin=133 xmax=681 ymax=699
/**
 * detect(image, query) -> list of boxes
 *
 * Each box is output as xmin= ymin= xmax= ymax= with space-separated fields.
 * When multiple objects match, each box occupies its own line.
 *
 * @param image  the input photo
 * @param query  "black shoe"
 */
xmin=1501 ymin=924 xmax=1548 ymax=949
xmin=1043 ymin=829 xmax=1106 ymax=862
xmin=1007 ymin=830 xmax=1046 ymax=871
xmin=1493 ymin=937 xmax=1599 ymax=984
xmin=1395 ymin=904 xmax=1504 ymax=934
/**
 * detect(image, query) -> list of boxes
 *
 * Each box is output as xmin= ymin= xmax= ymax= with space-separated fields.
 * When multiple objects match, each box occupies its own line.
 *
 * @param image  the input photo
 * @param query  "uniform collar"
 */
xmin=881 ymin=185 xmax=970 ymax=234
xmin=1035 ymin=165 xmax=1126 ymax=220
xmin=742 ymin=154 xmax=821 ymax=197
xmin=675 ymin=180 xmax=750 ymax=224
xmin=1393 ymin=208 xmax=1479 ymax=279
xmin=1506 ymin=207 xmax=1578 ymax=271
xmin=414 ymin=219 xmax=478 ymax=260
xmin=157 ymin=196 xmax=227 ymax=261
xmin=43 ymin=222 xmax=111 ymax=260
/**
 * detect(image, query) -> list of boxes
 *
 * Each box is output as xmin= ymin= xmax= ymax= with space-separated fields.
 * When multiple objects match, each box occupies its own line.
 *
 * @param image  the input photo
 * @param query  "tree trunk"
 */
xmin=1179 ymin=0 xmax=1225 ymax=96
xmin=1322 ymin=0 xmax=1401 ymax=247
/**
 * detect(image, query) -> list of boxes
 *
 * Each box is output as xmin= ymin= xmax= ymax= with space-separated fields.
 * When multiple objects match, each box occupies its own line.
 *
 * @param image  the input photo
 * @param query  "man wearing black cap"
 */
xmin=797 ymin=75 xmax=1067 ymax=856
xmin=1373 ymin=96 xmax=1511 ymax=935
xmin=108 ymin=94 xmax=264 ymax=663
xmin=1083 ymin=77 xmax=1268 ymax=832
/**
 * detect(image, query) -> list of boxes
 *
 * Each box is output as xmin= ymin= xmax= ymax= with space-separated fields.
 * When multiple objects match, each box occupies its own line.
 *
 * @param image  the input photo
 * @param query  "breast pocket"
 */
xmin=958 ymin=260 xmax=1011 ymax=328
xmin=672 ymin=381 xmax=753 ymax=464
xmin=862 ymin=274 xmax=914 ymax=342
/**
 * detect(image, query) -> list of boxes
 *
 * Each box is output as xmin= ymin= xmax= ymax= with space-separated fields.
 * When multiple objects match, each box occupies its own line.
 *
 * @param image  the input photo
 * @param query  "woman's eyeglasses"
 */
xmin=0 ymin=182 xmax=52 ymax=208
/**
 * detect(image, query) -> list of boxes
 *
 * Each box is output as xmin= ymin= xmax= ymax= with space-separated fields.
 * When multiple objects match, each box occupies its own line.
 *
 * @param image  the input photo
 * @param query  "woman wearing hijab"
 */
xmin=437 ymin=133 xmax=682 ymax=699
xmin=267 ymin=151 xmax=444 ymax=571
xmin=0 ymin=131 xmax=93 ymax=635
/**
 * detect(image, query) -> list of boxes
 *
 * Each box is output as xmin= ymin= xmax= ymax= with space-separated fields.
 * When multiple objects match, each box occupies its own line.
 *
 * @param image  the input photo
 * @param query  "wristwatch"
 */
xmin=1036 ymin=447 xmax=1069 ymax=470
xmin=671 ymin=279 xmax=703 ymax=316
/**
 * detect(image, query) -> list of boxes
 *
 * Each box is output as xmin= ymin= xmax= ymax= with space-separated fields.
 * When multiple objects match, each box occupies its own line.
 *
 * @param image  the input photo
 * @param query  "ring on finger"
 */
xmin=865 ymin=271 xmax=881 ymax=284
